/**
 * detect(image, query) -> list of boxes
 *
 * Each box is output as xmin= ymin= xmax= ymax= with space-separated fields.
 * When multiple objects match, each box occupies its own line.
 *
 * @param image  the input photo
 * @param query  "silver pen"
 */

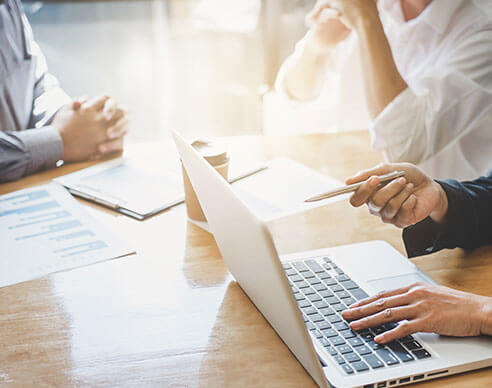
xmin=304 ymin=171 xmax=406 ymax=202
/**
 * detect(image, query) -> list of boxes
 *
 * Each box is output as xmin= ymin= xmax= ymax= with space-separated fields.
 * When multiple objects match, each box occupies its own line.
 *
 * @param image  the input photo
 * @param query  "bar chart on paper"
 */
xmin=0 ymin=183 xmax=134 ymax=288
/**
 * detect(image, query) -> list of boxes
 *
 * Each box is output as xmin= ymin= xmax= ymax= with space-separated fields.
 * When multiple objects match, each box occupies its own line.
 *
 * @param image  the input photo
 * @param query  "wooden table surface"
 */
xmin=0 ymin=132 xmax=491 ymax=387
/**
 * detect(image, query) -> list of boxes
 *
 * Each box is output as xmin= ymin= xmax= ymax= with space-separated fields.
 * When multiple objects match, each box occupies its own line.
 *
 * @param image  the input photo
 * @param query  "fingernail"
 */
xmin=350 ymin=322 xmax=361 ymax=330
xmin=374 ymin=335 xmax=384 ymax=343
xmin=369 ymin=177 xmax=379 ymax=186
xmin=398 ymin=177 xmax=406 ymax=185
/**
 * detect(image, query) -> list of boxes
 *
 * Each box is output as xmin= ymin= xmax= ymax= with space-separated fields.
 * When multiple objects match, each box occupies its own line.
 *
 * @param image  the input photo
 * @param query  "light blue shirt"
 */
xmin=0 ymin=0 xmax=70 ymax=182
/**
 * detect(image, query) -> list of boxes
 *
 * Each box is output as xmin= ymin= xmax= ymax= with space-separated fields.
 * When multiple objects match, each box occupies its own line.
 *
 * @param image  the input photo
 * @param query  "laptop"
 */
xmin=173 ymin=131 xmax=492 ymax=388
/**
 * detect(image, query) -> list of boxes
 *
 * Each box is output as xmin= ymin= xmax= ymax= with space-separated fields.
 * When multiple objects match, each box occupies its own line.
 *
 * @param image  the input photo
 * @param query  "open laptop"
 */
xmin=173 ymin=131 xmax=492 ymax=388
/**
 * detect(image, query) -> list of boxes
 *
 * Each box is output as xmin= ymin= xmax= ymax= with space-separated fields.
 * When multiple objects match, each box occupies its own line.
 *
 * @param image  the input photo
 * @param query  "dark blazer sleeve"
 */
xmin=402 ymin=172 xmax=492 ymax=258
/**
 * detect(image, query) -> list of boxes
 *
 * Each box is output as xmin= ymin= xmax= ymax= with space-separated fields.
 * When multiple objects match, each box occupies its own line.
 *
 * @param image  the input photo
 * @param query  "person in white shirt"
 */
xmin=276 ymin=0 xmax=492 ymax=181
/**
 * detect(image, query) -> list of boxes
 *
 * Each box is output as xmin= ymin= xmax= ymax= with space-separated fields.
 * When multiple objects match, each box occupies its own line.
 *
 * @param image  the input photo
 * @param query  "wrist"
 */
xmin=353 ymin=3 xmax=381 ymax=34
xmin=479 ymin=297 xmax=492 ymax=336
xmin=430 ymin=182 xmax=448 ymax=224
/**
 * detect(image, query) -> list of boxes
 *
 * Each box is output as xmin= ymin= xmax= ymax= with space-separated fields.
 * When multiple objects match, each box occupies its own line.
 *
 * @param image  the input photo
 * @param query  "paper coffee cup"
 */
xmin=182 ymin=140 xmax=229 ymax=221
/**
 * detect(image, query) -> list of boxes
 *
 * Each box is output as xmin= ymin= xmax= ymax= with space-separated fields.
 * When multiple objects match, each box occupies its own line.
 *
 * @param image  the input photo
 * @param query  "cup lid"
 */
xmin=191 ymin=139 xmax=228 ymax=166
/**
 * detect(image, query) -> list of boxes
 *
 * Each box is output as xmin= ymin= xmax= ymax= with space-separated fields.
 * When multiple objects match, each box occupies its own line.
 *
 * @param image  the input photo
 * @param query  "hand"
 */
xmin=52 ymin=95 xmax=129 ymax=162
xmin=305 ymin=2 xmax=352 ymax=52
xmin=341 ymin=283 xmax=492 ymax=343
xmin=346 ymin=163 xmax=448 ymax=228
xmin=308 ymin=0 xmax=379 ymax=31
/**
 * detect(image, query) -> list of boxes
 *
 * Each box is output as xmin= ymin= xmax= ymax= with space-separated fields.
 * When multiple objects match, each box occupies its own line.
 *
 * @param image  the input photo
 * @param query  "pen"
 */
xmin=304 ymin=171 xmax=406 ymax=202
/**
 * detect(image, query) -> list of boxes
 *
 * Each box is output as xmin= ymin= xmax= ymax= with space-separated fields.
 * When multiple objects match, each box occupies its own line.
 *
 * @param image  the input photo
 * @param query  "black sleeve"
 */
xmin=402 ymin=173 xmax=492 ymax=258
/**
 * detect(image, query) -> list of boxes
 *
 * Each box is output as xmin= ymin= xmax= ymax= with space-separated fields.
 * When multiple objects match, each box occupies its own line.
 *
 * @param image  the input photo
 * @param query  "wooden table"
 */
xmin=1 ymin=132 xmax=491 ymax=387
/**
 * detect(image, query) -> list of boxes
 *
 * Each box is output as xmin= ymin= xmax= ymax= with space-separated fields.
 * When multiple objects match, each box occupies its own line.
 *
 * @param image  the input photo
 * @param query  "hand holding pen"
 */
xmin=306 ymin=163 xmax=449 ymax=229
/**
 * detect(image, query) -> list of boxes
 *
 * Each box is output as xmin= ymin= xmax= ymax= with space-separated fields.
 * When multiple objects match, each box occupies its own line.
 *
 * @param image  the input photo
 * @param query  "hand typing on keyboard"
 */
xmin=341 ymin=282 xmax=492 ymax=344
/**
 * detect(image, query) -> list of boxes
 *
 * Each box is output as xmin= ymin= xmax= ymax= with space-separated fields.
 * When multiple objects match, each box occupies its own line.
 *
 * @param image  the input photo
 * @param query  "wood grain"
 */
xmin=0 ymin=132 xmax=490 ymax=387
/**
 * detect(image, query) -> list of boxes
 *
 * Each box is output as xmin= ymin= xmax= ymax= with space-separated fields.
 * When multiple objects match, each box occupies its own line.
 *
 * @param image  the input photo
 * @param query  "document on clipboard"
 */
xmin=54 ymin=158 xmax=184 ymax=220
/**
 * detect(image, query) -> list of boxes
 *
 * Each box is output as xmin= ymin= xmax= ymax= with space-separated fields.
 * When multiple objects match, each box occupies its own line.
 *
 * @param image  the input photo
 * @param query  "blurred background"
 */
xmin=25 ymin=0 xmax=318 ymax=143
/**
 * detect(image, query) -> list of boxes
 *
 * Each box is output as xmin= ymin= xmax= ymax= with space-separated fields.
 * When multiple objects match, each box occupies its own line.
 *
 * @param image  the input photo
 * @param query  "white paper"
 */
xmin=232 ymin=158 xmax=347 ymax=220
xmin=55 ymin=158 xmax=184 ymax=217
xmin=0 ymin=183 xmax=134 ymax=288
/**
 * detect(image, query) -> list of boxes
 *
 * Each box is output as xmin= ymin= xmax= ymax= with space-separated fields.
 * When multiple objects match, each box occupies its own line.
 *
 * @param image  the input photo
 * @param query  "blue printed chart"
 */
xmin=0 ymin=183 xmax=134 ymax=287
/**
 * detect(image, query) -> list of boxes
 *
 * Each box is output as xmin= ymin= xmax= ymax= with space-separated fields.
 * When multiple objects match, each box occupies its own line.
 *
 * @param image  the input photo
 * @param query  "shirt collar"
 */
xmin=378 ymin=0 xmax=464 ymax=34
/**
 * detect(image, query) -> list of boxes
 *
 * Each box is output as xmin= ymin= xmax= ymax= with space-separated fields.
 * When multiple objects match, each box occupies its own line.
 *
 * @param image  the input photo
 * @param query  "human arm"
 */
xmin=341 ymin=282 xmax=492 ymax=343
xmin=276 ymin=2 xmax=352 ymax=101
xmin=346 ymin=163 xmax=492 ymax=255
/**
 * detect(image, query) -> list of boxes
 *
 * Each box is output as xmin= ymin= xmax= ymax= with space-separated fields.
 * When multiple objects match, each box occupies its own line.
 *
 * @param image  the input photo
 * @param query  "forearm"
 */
xmin=282 ymin=34 xmax=331 ymax=101
xmin=481 ymin=297 xmax=492 ymax=336
xmin=0 ymin=127 xmax=63 ymax=182
xmin=355 ymin=12 xmax=407 ymax=119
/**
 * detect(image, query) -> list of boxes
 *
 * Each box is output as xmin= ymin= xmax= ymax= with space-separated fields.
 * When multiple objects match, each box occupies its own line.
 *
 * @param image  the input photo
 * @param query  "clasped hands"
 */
xmin=340 ymin=162 xmax=492 ymax=343
xmin=52 ymin=95 xmax=129 ymax=163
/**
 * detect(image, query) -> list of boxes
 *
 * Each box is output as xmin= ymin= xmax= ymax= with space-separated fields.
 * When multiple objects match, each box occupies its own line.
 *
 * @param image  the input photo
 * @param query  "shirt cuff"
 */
xmin=17 ymin=126 xmax=63 ymax=175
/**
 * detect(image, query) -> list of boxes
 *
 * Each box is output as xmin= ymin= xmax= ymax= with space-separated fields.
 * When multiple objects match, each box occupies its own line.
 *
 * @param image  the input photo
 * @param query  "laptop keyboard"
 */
xmin=283 ymin=257 xmax=432 ymax=375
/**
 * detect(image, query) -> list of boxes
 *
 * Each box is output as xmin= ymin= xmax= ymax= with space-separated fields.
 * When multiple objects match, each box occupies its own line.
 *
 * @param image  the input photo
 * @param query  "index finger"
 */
xmin=306 ymin=1 xmax=336 ymax=24
xmin=85 ymin=95 xmax=110 ymax=111
xmin=345 ymin=163 xmax=397 ymax=185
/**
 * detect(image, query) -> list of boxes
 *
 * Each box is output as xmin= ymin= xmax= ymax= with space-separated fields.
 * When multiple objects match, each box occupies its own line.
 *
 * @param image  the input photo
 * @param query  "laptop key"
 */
xmin=350 ymin=288 xmax=369 ymax=300
xmin=307 ymin=294 xmax=322 ymax=302
xmin=290 ymin=274 xmax=304 ymax=282
xmin=306 ymin=260 xmax=325 ymax=273
xmin=307 ymin=277 xmax=321 ymax=285
xmin=352 ymin=361 xmax=369 ymax=372
xmin=412 ymin=349 xmax=431 ymax=359
xmin=325 ymin=345 xmax=338 ymax=356
xmin=297 ymin=281 xmax=309 ymax=289
xmin=336 ymin=290 xmax=351 ymax=299
xmin=302 ymin=306 xmax=317 ymax=315
xmin=302 ymin=287 xmax=316 ymax=295
xmin=363 ymin=354 xmax=385 ymax=369
xmin=323 ymin=256 xmax=333 ymax=263
xmin=319 ymin=337 xmax=330 ymax=347
xmin=314 ymin=284 xmax=328 ymax=292
xmin=318 ymin=289 xmax=334 ymax=298
xmin=297 ymin=300 xmax=311 ymax=308
xmin=403 ymin=340 xmax=422 ymax=351
xmin=282 ymin=263 xmax=291 ymax=269
xmin=355 ymin=345 xmax=372 ymax=355
xmin=388 ymin=342 xmax=414 ymax=362
xmin=330 ymin=336 xmax=346 ymax=346
xmin=341 ymin=364 xmax=354 ymax=374
xmin=342 ymin=280 xmax=359 ymax=290
xmin=375 ymin=349 xmax=400 ymax=365
xmin=316 ymin=321 xmax=331 ymax=331
xmin=293 ymin=262 xmax=309 ymax=272
xmin=336 ymin=274 xmax=350 ymax=282
xmin=311 ymin=314 xmax=325 ymax=322
xmin=330 ymin=284 xmax=344 ymax=292
xmin=327 ymin=315 xmax=342 ymax=324
xmin=367 ymin=341 xmax=386 ymax=351
xmin=319 ymin=307 xmax=336 ymax=316
xmin=294 ymin=293 xmax=305 ymax=301
xmin=335 ymin=268 xmax=345 ymax=275
xmin=322 ymin=328 xmax=339 ymax=338
xmin=337 ymin=344 xmax=353 ymax=354
xmin=306 ymin=322 xmax=315 ymax=331
xmin=303 ymin=271 xmax=316 ymax=279
xmin=333 ymin=303 xmax=346 ymax=312
xmin=285 ymin=268 xmax=296 ymax=276
xmin=313 ymin=330 xmax=323 ymax=339
xmin=334 ymin=355 xmax=346 ymax=365
xmin=314 ymin=301 xmax=329 ymax=309
xmin=345 ymin=352 xmax=361 ymax=363
xmin=348 ymin=337 xmax=364 ymax=347
xmin=341 ymin=330 xmax=356 ymax=339
xmin=318 ymin=272 xmax=332 ymax=280
xmin=325 ymin=296 xmax=340 ymax=305
xmin=344 ymin=297 xmax=356 ymax=306
xmin=323 ymin=277 xmax=338 ymax=286
xmin=334 ymin=322 xmax=349 ymax=331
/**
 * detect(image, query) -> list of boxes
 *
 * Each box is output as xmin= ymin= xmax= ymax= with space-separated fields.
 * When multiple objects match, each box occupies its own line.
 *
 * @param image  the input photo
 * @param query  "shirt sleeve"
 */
xmin=23 ymin=13 xmax=70 ymax=128
xmin=275 ymin=31 xmax=355 ymax=101
xmin=369 ymin=29 xmax=492 ymax=165
xmin=0 ymin=126 xmax=63 ymax=182
xmin=402 ymin=173 xmax=492 ymax=257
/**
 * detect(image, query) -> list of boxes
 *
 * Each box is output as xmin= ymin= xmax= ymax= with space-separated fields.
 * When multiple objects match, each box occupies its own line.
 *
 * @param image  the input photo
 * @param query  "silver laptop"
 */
xmin=173 ymin=131 xmax=492 ymax=388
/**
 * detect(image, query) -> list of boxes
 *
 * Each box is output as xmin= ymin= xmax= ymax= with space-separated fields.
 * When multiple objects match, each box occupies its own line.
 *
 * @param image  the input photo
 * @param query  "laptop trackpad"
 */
xmin=367 ymin=273 xmax=429 ymax=293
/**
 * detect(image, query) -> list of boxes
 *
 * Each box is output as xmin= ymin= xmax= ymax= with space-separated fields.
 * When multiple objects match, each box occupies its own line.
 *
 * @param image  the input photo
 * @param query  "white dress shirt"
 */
xmin=277 ymin=0 xmax=492 ymax=181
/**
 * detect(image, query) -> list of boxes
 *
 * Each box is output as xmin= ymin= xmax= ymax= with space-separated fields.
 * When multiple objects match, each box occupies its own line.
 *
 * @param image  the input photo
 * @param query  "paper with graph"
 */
xmin=0 ymin=183 xmax=134 ymax=287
